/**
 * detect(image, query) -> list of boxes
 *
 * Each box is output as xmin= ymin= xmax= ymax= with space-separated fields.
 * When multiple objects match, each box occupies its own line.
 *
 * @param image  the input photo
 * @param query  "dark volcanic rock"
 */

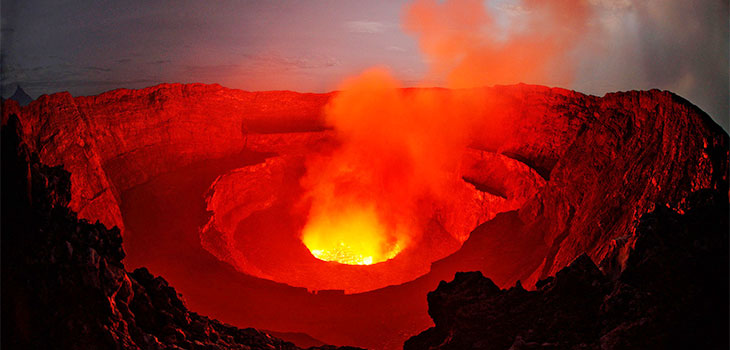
xmin=2 ymin=83 xmax=725 ymax=287
xmin=9 ymin=85 xmax=34 ymax=106
xmin=405 ymin=190 xmax=729 ymax=350
xmin=2 ymin=83 xmax=726 ymax=285
xmin=2 ymin=83 xmax=727 ymax=349
xmin=1 ymin=84 xmax=331 ymax=231
xmin=0 ymin=115 xmax=361 ymax=350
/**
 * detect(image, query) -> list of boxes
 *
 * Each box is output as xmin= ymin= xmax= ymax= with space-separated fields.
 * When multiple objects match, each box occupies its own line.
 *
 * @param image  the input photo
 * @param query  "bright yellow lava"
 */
xmin=302 ymin=206 xmax=403 ymax=265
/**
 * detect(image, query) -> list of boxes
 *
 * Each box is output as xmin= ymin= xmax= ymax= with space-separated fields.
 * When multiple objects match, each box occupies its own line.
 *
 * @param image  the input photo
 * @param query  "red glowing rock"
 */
xmin=3 ymin=84 xmax=330 ymax=232
xmin=3 ymin=82 xmax=727 ymax=350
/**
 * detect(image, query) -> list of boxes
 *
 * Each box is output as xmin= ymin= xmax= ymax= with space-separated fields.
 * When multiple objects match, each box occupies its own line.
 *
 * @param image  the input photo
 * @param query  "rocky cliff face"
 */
xmin=2 ymin=83 xmax=727 ymax=349
xmin=522 ymin=90 xmax=728 ymax=284
xmin=464 ymin=86 xmax=728 ymax=285
xmin=405 ymin=189 xmax=729 ymax=350
xmin=2 ymin=84 xmax=330 ymax=232
xmin=0 ymin=115 xmax=361 ymax=350
xmin=4 ymin=83 xmax=725 ymax=288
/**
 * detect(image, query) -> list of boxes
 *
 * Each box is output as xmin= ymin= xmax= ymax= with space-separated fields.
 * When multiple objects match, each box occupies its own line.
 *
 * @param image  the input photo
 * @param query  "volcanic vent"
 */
xmin=200 ymin=71 xmax=547 ymax=293
xmin=3 ymin=81 xmax=727 ymax=349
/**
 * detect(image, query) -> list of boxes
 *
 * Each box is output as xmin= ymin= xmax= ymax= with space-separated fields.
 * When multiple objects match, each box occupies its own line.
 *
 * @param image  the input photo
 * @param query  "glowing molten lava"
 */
xmin=302 ymin=205 xmax=404 ymax=265
xmin=297 ymin=0 xmax=594 ymax=268
xmin=299 ymin=69 xmax=479 ymax=266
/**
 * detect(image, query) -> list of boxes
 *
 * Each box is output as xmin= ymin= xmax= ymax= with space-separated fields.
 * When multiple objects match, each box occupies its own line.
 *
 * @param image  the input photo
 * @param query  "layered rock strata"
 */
xmin=0 ymin=115 xmax=361 ymax=350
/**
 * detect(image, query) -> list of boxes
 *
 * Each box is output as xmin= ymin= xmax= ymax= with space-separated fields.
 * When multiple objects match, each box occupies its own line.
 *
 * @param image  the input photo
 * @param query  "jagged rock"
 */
xmin=2 ymin=83 xmax=725 ymax=289
xmin=523 ymin=90 xmax=728 ymax=285
xmin=405 ymin=190 xmax=729 ymax=350
xmin=2 ymin=83 xmax=727 ymax=349
xmin=9 ymin=85 xmax=34 ymax=106
xmin=1 ymin=84 xmax=331 ymax=231
xmin=0 ymin=115 xmax=362 ymax=350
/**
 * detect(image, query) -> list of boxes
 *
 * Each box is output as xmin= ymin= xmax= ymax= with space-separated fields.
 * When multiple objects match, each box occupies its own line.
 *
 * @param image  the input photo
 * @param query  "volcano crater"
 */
xmin=200 ymin=146 xmax=544 ymax=292
xmin=4 ymin=82 xmax=726 ymax=350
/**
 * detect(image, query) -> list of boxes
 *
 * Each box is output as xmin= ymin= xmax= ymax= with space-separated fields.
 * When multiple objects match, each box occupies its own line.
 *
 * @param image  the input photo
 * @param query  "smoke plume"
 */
xmin=404 ymin=0 xmax=594 ymax=88
xmin=300 ymin=0 xmax=596 ymax=264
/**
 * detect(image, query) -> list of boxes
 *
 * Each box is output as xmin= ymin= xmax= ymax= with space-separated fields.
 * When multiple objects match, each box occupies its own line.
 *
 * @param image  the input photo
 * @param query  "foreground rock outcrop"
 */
xmin=405 ymin=189 xmax=729 ymax=350
xmin=2 ymin=83 xmax=727 ymax=349
xmin=0 ymin=115 xmax=361 ymax=350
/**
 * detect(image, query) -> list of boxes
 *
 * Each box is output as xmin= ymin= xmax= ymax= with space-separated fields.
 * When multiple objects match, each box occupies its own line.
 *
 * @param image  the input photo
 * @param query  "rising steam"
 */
xmin=301 ymin=0 xmax=594 ymax=265
xmin=300 ymin=69 xmax=480 ymax=264
xmin=405 ymin=0 xmax=593 ymax=88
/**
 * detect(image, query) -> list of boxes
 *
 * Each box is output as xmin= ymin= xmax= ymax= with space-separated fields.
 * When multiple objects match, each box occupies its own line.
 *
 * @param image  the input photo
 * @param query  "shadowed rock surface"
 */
xmin=405 ymin=189 xmax=729 ymax=350
xmin=0 ymin=115 xmax=362 ymax=350
xmin=8 ymin=85 xmax=34 ymax=106
xmin=2 ymin=83 xmax=727 ymax=349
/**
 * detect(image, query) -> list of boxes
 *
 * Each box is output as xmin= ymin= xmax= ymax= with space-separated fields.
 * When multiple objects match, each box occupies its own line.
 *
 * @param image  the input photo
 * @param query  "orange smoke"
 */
xmin=302 ymin=0 xmax=594 ymax=265
xmin=301 ymin=69 xmax=481 ymax=264
xmin=404 ymin=0 xmax=593 ymax=88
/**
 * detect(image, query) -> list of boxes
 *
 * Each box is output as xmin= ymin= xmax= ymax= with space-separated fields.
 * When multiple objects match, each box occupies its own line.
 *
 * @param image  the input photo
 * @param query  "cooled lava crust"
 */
xmin=3 ymin=83 xmax=727 ymax=349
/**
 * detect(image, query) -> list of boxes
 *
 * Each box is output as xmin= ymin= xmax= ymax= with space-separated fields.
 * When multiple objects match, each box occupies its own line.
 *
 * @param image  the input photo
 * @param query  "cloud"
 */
xmin=83 ymin=66 xmax=111 ymax=72
xmin=345 ymin=20 xmax=388 ymax=34
xmin=0 ymin=60 xmax=161 ymax=98
xmin=588 ymin=0 xmax=632 ymax=11
xmin=635 ymin=0 xmax=728 ymax=129
xmin=402 ymin=0 xmax=727 ymax=130
xmin=575 ymin=0 xmax=729 ymax=130
xmin=242 ymin=52 xmax=340 ymax=70
xmin=1 ymin=78 xmax=159 ymax=99
xmin=404 ymin=0 xmax=594 ymax=88
xmin=387 ymin=46 xmax=407 ymax=52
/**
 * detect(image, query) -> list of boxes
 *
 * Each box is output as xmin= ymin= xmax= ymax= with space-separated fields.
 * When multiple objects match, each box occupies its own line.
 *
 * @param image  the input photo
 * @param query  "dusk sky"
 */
xmin=1 ymin=0 xmax=728 ymax=129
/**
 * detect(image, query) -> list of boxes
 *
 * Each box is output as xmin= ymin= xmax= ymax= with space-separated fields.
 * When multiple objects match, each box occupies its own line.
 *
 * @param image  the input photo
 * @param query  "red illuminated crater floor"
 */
xmin=200 ymin=137 xmax=545 ymax=293
xmin=6 ymin=83 xmax=727 ymax=349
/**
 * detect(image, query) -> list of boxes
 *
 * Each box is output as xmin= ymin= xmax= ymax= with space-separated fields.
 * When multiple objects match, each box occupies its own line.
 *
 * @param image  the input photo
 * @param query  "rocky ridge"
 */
xmin=2 ymin=83 xmax=728 ymax=349
xmin=1 ymin=84 xmax=330 ymax=232
xmin=2 ymin=84 xmax=726 ymax=287
xmin=0 ymin=115 xmax=361 ymax=350
xmin=405 ymin=189 xmax=729 ymax=350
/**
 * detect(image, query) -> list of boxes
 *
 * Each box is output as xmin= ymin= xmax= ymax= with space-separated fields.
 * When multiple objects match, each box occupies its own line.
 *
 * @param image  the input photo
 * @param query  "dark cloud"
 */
xmin=633 ymin=1 xmax=728 ymax=129
xmin=83 ymin=66 xmax=111 ymax=72
xmin=1 ymin=0 xmax=419 ymax=99
xmin=574 ymin=0 xmax=728 ymax=130
xmin=1 ymin=78 xmax=159 ymax=98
